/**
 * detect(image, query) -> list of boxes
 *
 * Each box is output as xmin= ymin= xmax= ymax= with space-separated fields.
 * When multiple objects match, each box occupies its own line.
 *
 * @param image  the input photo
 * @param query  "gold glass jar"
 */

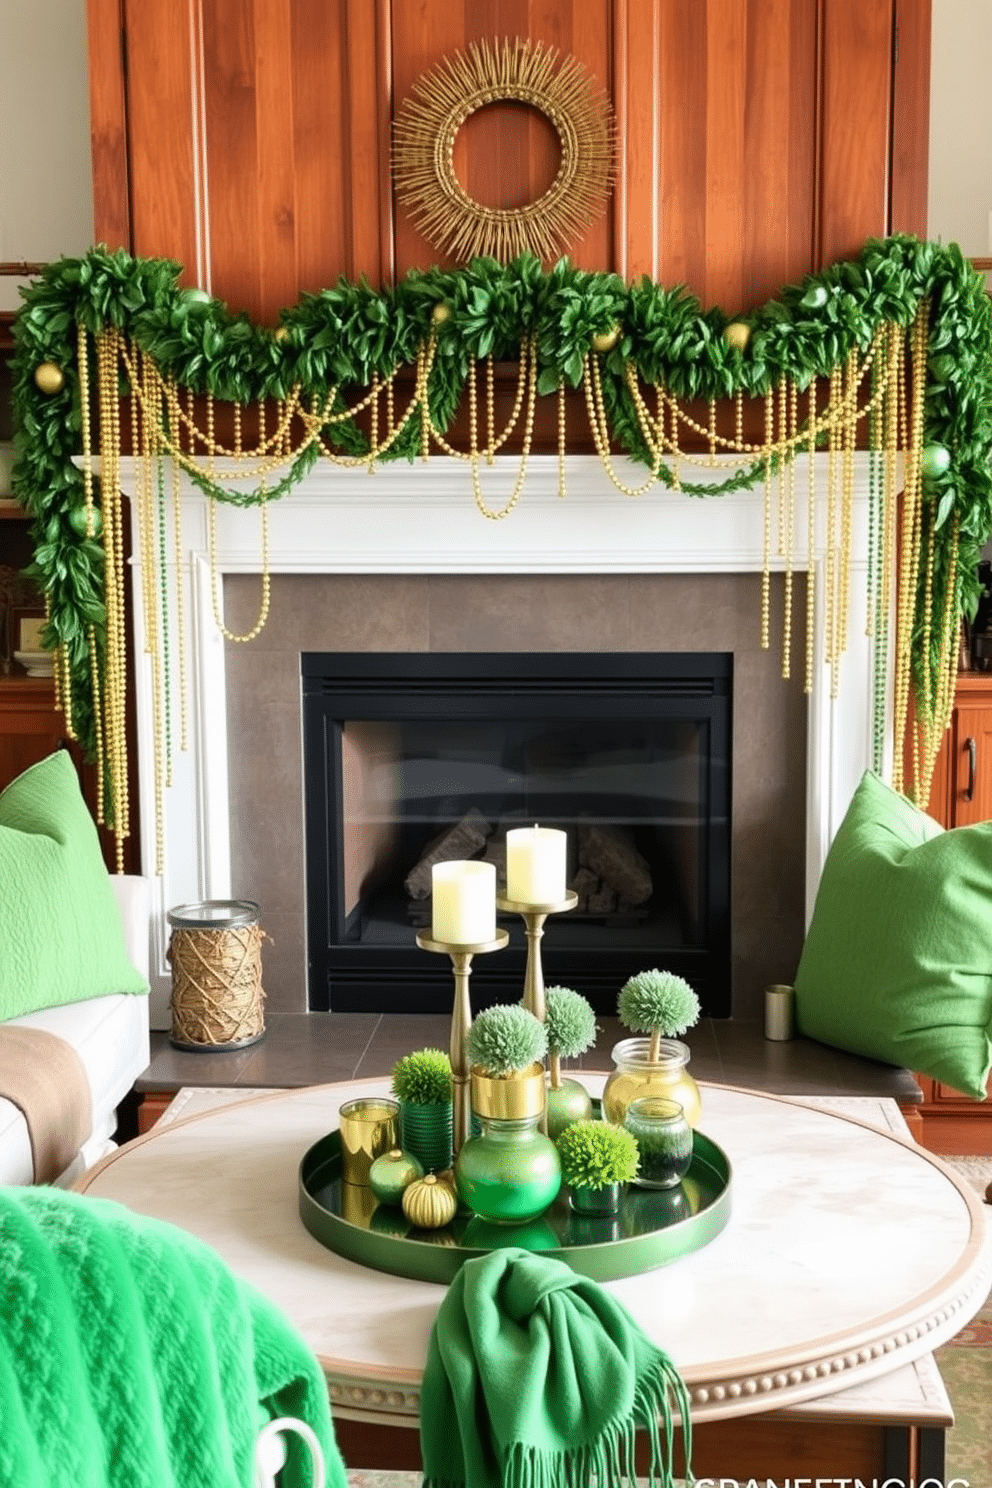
xmin=601 ymin=1037 xmax=701 ymax=1128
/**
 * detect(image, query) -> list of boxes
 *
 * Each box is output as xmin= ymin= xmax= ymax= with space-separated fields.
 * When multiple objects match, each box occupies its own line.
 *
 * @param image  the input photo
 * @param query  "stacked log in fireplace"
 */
xmin=403 ymin=809 xmax=653 ymax=925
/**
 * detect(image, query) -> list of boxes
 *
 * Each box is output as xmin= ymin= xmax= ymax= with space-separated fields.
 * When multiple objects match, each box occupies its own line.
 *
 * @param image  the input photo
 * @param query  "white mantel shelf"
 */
xmin=107 ymin=452 xmax=891 ymax=1022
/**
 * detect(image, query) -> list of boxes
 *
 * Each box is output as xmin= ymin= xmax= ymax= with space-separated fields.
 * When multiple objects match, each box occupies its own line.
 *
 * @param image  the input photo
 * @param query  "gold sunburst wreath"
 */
xmin=392 ymin=37 xmax=615 ymax=263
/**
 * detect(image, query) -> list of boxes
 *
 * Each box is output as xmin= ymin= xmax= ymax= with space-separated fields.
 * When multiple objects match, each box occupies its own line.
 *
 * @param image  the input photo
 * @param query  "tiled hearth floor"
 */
xmin=137 ymin=1012 xmax=922 ymax=1111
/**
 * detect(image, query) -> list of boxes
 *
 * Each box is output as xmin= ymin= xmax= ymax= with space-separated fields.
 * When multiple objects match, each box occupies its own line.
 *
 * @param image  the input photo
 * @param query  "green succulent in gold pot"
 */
xmin=455 ymin=1004 xmax=559 ymax=1225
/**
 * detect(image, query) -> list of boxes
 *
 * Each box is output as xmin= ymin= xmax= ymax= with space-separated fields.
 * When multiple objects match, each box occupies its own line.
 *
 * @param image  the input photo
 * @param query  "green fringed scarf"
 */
xmin=420 ymin=1247 xmax=693 ymax=1488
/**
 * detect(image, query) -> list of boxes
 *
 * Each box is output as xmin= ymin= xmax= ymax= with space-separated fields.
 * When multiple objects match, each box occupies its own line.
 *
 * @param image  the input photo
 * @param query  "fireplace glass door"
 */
xmin=302 ymin=653 xmax=731 ymax=1016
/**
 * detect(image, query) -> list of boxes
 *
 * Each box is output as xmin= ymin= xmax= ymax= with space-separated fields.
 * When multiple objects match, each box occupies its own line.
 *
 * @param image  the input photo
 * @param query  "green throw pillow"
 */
xmin=0 ymin=752 xmax=148 ymax=1020
xmin=795 ymin=770 xmax=992 ymax=1099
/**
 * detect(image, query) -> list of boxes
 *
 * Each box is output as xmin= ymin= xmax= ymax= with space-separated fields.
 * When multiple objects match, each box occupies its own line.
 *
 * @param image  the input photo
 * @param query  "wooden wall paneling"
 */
xmin=651 ymin=1 xmax=818 ymax=313
xmin=389 ymin=1 xmax=468 ymax=275
xmin=87 ymin=0 xmax=132 ymax=249
xmin=290 ymin=0 xmax=353 ymax=300
xmin=252 ymin=0 xmax=299 ymax=319
xmin=889 ymin=0 xmax=932 ymax=236
xmin=741 ymin=0 xmax=818 ymax=312
xmin=655 ymin=0 xmax=708 ymax=299
xmin=121 ymin=0 xmax=200 ymax=286
xmin=816 ymin=0 xmax=895 ymax=268
xmin=342 ymin=0 xmax=391 ymax=287
xmin=200 ymin=2 xmax=264 ymax=316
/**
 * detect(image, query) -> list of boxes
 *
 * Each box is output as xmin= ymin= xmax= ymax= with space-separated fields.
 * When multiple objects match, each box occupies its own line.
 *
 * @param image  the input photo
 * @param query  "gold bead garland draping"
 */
xmin=70 ymin=302 xmax=955 ymax=873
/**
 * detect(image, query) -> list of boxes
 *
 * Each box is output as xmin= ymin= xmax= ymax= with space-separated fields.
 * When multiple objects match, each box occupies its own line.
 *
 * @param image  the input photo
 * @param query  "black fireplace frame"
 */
xmin=302 ymin=652 xmax=732 ymax=1017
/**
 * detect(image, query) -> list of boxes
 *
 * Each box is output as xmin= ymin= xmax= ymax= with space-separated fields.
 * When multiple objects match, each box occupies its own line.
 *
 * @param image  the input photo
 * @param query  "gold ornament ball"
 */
xmin=273 ymin=326 xmax=290 ymax=342
xmin=402 ymin=1172 xmax=459 ymax=1229
xmin=431 ymin=303 xmax=452 ymax=325
xmin=34 ymin=362 xmax=65 ymax=394
xmin=723 ymin=322 xmax=751 ymax=353
xmin=592 ymin=325 xmax=621 ymax=353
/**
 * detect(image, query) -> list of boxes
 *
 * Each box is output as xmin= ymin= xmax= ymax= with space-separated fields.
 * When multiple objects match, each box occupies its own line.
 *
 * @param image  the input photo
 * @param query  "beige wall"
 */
xmin=929 ymin=0 xmax=992 ymax=257
xmin=0 ymin=0 xmax=93 ymax=312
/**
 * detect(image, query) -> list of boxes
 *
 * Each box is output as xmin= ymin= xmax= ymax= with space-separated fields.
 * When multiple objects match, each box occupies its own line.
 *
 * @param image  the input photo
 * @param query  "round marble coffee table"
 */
xmin=79 ymin=1078 xmax=988 ymax=1476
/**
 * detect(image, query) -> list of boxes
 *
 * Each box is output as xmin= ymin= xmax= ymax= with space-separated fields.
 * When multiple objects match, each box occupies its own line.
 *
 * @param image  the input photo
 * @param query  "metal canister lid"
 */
xmin=167 ymin=899 xmax=260 ymax=929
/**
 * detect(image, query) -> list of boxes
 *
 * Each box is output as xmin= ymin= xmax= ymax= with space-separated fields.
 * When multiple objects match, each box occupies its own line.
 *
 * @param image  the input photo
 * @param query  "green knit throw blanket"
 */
xmin=0 ymin=1186 xmax=345 ymax=1488
xmin=420 ymin=1248 xmax=694 ymax=1488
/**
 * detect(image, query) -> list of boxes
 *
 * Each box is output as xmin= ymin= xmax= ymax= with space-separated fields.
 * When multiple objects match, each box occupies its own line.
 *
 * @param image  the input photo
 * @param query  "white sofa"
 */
xmin=0 ymin=875 xmax=151 ymax=1186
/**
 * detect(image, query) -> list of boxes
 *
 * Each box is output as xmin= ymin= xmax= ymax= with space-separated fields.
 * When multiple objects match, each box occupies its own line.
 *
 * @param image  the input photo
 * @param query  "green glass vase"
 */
xmin=454 ymin=1114 xmax=561 ymax=1225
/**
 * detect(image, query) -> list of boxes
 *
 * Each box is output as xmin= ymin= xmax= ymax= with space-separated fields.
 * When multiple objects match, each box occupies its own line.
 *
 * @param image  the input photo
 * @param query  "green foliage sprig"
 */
xmin=390 ymin=1048 xmax=452 ymax=1105
xmin=11 ymin=237 xmax=992 ymax=777
xmin=464 ymin=1004 xmax=548 ymax=1076
xmin=556 ymin=1120 xmax=640 ymax=1189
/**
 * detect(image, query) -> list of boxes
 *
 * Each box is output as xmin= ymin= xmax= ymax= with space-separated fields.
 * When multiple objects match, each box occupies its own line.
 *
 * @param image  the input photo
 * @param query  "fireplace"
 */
xmin=302 ymin=651 xmax=731 ymax=1015
xmin=116 ymin=450 xmax=877 ymax=1029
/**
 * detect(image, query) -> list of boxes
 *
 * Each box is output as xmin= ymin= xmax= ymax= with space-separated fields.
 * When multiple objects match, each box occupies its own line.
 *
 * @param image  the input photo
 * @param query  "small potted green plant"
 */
xmin=603 ymin=969 xmax=702 ymax=1127
xmin=463 ymin=1003 xmax=549 ymax=1119
xmin=390 ymin=1048 xmax=453 ymax=1172
xmin=455 ymin=1004 xmax=560 ymax=1225
xmin=543 ymin=984 xmax=597 ymax=1140
xmin=555 ymin=1119 xmax=640 ymax=1215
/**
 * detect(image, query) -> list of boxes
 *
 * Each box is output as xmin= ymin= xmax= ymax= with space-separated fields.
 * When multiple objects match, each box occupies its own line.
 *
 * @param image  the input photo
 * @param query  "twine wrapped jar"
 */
xmin=167 ymin=900 xmax=266 ymax=1051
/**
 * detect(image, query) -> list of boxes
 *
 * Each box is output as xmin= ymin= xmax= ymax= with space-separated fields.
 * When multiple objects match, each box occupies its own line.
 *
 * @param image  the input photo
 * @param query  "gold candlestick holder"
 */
xmin=415 ymin=929 xmax=509 ymax=1154
xmin=495 ymin=890 xmax=578 ymax=1023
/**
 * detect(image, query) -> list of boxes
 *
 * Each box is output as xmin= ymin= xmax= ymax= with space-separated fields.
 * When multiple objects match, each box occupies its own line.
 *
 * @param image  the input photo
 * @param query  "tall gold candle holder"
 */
xmin=495 ymin=890 xmax=578 ymax=1022
xmin=415 ymin=929 xmax=509 ymax=1154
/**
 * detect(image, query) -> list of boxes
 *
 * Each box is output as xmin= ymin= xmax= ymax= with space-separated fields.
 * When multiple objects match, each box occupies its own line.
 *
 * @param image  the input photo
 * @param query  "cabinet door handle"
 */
xmin=964 ymin=736 xmax=977 ymax=802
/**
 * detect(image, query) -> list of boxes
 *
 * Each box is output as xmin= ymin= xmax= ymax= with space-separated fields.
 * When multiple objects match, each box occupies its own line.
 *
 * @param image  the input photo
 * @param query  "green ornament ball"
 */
xmin=921 ymin=444 xmax=951 ymax=480
xmin=68 ymin=504 xmax=102 ymax=538
xmin=368 ymin=1147 xmax=424 ymax=1205
xmin=546 ymin=1078 xmax=594 ymax=1142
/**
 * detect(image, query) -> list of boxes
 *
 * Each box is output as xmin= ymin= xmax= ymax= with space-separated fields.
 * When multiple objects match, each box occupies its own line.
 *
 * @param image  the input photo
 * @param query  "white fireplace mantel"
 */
xmin=113 ymin=452 xmax=891 ymax=1023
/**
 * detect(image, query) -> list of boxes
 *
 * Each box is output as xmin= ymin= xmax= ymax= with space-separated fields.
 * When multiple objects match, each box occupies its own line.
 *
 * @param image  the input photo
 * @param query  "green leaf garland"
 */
xmin=10 ymin=236 xmax=992 ymax=795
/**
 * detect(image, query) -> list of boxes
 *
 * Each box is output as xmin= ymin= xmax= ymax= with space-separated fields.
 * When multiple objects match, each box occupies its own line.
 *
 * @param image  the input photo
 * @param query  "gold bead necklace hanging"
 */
xmin=804 ymin=384 xmax=818 ymax=695
xmin=167 ymin=390 xmax=190 ymax=754
xmin=761 ymin=389 xmax=774 ymax=652
xmin=97 ymin=327 xmax=129 ymax=866
xmin=782 ymin=379 xmax=798 ymax=680
xmin=208 ymin=392 xmax=272 ymax=644
xmin=76 ymin=323 xmax=106 ymax=825
xmin=556 ymin=379 xmax=568 ymax=499
xmin=468 ymin=337 xmax=538 ymax=521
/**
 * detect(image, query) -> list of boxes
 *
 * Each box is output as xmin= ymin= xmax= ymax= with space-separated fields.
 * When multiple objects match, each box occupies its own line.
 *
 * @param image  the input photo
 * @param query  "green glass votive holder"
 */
xmin=623 ymin=1097 xmax=693 ymax=1189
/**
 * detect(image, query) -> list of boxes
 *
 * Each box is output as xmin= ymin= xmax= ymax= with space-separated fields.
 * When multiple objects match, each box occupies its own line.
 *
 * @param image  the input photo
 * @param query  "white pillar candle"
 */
xmin=431 ymin=860 xmax=496 ymax=944
xmin=506 ymin=825 xmax=568 ymax=905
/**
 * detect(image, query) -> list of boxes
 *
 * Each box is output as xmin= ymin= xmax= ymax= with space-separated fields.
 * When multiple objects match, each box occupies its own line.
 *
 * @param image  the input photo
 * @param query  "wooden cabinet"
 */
xmin=0 ymin=677 xmax=71 ymax=788
xmin=914 ymin=673 xmax=992 ymax=1152
xmin=86 ymin=0 xmax=931 ymax=322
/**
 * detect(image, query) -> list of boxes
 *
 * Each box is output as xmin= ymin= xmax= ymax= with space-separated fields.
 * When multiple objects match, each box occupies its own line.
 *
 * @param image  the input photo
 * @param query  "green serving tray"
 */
xmin=299 ymin=1126 xmax=731 ymax=1285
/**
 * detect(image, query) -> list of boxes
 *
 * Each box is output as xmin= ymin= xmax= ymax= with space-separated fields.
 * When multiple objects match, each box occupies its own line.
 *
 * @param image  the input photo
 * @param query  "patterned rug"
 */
xmin=344 ymin=1156 xmax=992 ymax=1488
xmin=935 ymin=1155 xmax=992 ymax=1487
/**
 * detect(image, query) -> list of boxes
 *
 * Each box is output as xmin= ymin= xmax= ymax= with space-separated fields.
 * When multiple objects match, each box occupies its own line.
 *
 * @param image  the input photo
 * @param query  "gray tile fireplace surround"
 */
xmin=222 ymin=569 xmax=809 ymax=1026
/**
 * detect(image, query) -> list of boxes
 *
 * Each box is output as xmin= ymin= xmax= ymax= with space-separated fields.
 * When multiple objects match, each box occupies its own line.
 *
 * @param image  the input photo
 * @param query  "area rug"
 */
xmin=344 ymin=1157 xmax=992 ymax=1488
xmin=935 ymin=1154 xmax=992 ymax=1487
